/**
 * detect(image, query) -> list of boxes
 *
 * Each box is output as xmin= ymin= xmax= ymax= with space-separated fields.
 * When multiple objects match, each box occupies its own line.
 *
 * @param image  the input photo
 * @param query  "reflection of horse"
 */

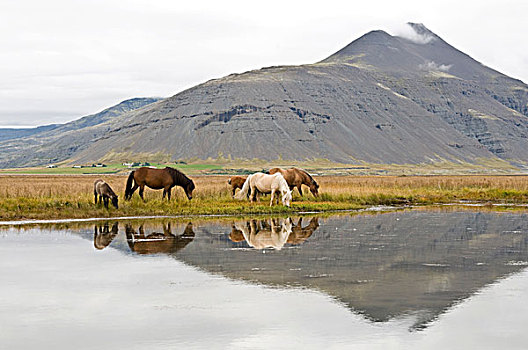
xmin=124 ymin=167 xmax=195 ymax=201
xmin=268 ymin=167 xmax=319 ymax=197
xmin=232 ymin=218 xmax=293 ymax=250
xmin=287 ymin=217 xmax=319 ymax=245
xmin=93 ymin=222 xmax=119 ymax=250
xmin=94 ymin=179 xmax=119 ymax=209
xmin=235 ymin=173 xmax=292 ymax=207
xmin=125 ymin=222 xmax=195 ymax=254
xmin=227 ymin=176 xmax=247 ymax=198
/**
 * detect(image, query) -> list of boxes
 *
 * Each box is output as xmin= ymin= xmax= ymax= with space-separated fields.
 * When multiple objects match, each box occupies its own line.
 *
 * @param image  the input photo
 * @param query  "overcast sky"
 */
xmin=1 ymin=0 xmax=527 ymax=128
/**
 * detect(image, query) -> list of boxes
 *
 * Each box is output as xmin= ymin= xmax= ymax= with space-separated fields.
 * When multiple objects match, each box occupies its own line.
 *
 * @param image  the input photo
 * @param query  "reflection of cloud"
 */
xmin=419 ymin=61 xmax=452 ymax=72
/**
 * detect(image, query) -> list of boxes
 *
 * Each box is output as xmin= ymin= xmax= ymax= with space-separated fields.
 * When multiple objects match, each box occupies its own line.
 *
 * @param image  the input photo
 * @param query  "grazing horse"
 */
xmin=268 ymin=167 xmax=319 ymax=197
xmin=124 ymin=167 xmax=195 ymax=201
xmin=227 ymin=176 xmax=247 ymax=197
xmin=235 ymin=172 xmax=292 ymax=207
xmin=94 ymin=179 xmax=119 ymax=209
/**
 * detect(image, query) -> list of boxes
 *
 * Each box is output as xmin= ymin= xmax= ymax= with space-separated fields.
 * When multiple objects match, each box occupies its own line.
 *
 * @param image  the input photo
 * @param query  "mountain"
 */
xmin=2 ymin=23 xmax=528 ymax=168
xmin=0 ymin=97 xmax=162 ymax=167
xmin=0 ymin=124 xmax=61 ymax=142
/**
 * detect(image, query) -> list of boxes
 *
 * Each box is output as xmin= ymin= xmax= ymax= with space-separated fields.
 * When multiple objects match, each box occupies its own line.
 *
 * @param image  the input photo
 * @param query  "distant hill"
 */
xmin=0 ymin=124 xmax=61 ymax=142
xmin=2 ymin=23 xmax=528 ymax=168
xmin=0 ymin=97 xmax=162 ymax=167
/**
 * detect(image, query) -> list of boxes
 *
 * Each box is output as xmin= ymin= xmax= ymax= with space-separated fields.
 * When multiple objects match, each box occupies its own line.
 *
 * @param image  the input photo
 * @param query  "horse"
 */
xmin=287 ymin=217 xmax=319 ymax=245
xmin=124 ymin=167 xmax=195 ymax=201
xmin=94 ymin=222 xmax=119 ymax=250
xmin=227 ymin=176 xmax=247 ymax=197
xmin=235 ymin=172 xmax=292 ymax=207
xmin=268 ymin=167 xmax=319 ymax=197
xmin=125 ymin=222 xmax=195 ymax=254
xmin=94 ymin=179 xmax=119 ymax=209
xmin=232 ymin=218 xmax=293 ymax=250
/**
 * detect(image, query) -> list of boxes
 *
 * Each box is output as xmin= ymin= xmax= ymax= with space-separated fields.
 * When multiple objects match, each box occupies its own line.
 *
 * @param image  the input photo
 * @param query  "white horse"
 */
xmin=235 ymin=172 xmax=292 ymax=207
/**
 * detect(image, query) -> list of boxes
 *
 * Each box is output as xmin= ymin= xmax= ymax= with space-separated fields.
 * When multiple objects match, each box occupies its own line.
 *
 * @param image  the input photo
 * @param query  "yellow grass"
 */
xmin=1 ymin=175 xmax=528 ymax=220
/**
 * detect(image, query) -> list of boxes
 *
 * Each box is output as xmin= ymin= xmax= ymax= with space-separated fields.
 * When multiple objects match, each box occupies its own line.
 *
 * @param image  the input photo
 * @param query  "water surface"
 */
xmin=1 ymin=210 xmax=528 ymax=349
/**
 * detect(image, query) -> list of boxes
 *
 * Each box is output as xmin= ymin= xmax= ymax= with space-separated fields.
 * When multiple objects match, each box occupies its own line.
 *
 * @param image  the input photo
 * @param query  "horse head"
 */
xmin=185 ymin=180 xmax=195 ymax=200
xmin=309 ymin=180 xmax=319 ymax=197
xmin=111 ymin=195 xmax=119 ymax=209
xmin=282 ymin=188 xmax=292 ymax=207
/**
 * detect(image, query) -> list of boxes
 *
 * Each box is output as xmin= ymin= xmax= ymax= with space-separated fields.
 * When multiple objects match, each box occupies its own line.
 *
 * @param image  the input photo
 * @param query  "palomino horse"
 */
xmin=124 ymin=167 xmax=195 ymax=201
xmin=268 ymin=167 xmax=319 ymax=197
xmin=235 ymin=172 xmax=292 ymax=207
xmin=94 ymin=179 xmax=119 ymax=209
xmin=227 ymin=175 xmax=247 ymax=197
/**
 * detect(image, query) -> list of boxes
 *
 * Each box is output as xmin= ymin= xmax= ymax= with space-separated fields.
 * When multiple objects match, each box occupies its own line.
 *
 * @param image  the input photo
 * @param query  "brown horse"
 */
xmin=227 ymin=176 xmax=247 ymax=197
xmin=94 ymin=179 xmax=119 ymax=209
xmin=268 ymin=167 xmax=319 ymax=197
xmin=124 ymin=167 xmax=195 ymax=201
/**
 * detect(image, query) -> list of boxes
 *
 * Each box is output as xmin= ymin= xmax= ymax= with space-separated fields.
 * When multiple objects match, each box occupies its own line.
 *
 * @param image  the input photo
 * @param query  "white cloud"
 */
xmin=392 ymin=23 xmax=435 ymax=44
xmin=419 ymin=61 xmax=453 ymax=72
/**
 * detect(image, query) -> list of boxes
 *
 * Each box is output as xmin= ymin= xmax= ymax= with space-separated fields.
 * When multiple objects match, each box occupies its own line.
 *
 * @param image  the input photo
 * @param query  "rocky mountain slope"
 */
xmin=2 ymin=23 xmax=528 ymax=168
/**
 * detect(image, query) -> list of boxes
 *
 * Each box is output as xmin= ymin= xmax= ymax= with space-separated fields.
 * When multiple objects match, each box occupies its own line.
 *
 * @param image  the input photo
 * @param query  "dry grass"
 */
xmin=1 ymin=174 xmax=528 ymax=220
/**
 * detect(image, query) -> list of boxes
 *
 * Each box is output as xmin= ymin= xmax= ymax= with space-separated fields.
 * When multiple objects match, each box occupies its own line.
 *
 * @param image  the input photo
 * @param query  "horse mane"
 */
xmin=294 ymin=168 xmax=316 ymax=185
xmin=165 ymin=167 xmax=192 ymax=186
xmin=105 ymin=183 xmax=117 ymax=197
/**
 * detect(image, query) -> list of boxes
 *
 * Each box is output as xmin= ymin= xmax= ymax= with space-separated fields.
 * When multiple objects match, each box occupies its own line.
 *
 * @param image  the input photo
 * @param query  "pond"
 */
xmin=1 ymin=209 xmax=528 ymax=349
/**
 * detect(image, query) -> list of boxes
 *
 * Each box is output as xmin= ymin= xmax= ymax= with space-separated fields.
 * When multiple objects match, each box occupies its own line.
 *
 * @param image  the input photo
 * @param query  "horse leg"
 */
xmin=270 ymin=189 xmax=275 ymax=206
xmin=139 ymin=185 xmax=145 ymax=201
xmin=162 ymin=188 xmax=167 ymax=199
xmin=94 ymin=192 xmax=98 ymax=205
xmin=232 ymin=187 xmax=236 ymax=198
xmin=166 ymin=187 xmax=171 ymax=201
xmin=250 ymin=186 xmax=255 ymax=203
xmin=128 ymin=184 xmax=139 ymax=199
xmin=297 ymin=185 xmax=303 ymax=196
xmin=103 ymin=196 xmax=109 ymax=209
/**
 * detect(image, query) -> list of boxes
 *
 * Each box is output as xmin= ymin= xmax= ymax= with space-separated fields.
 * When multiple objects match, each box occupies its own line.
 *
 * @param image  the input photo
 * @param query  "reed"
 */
xmin=1 ymin=175 xmax=528 ymax=220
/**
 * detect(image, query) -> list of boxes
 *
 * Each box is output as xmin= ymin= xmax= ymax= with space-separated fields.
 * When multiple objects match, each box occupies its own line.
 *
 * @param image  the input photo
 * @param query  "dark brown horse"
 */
xmin=125 ymin=222 xmax=195 ymax=254
xmin=94 ymin=179 xmax=119 ymax=209
xmin=268 ymin=167 xmax=319 ymax=197
xmin=124 ymin=167 xmax=195 ymax=201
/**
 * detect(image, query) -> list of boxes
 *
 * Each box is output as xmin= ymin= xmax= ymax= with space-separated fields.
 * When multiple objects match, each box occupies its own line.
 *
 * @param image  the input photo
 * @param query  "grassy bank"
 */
xmin=1 ymin=175 xmax=528 ymax=220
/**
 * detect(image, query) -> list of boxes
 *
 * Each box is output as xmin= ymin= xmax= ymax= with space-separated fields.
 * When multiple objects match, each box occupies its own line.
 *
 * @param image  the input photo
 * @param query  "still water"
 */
xmin=1 ymin=210 xmax=528 ymax=349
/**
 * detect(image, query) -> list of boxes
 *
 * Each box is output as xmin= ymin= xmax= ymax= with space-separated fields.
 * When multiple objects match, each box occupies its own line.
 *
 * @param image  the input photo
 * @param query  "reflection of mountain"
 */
xmin=166 ymin=212 xmax=528 ymax=329
xmin=80 ymin=212 xmax=528 ymax=330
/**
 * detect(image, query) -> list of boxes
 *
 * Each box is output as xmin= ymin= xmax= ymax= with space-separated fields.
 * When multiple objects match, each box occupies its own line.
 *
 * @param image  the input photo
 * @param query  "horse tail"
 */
xmin=235 ymin=175 xmax=252 ymax=200
xmin=125 ymin=171 xmax=135 ymax=200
